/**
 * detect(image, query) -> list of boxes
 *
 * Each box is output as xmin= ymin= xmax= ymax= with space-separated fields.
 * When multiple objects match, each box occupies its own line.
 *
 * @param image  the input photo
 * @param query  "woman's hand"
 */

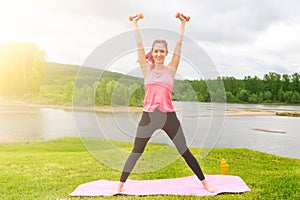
xmin=175 ymin=12 xmax=190 ymax=24
xmin=133 ymin=16 xmax=141 ymax=24
xmin=178 ymin=15 xmax=187 ymax=24
xmin=129 ymin=13 xmax=144 ymax=25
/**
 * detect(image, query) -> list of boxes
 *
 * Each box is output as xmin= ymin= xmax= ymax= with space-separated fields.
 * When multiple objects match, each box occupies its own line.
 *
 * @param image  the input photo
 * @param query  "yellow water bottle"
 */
xmin=220 ymin=158 xmax=229 ymax=175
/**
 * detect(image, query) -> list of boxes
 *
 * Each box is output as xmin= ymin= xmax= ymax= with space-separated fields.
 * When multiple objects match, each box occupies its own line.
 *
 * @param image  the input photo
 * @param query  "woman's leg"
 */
xmin=119 ymin=135 xmax=151 ymax=182
xmin=162 ymin=112 xmax=215 ymax=192
xmin=162 ymin=112 xmax=205 ymax=181
xmin=119 ymin=112 xmax=157 ymax=182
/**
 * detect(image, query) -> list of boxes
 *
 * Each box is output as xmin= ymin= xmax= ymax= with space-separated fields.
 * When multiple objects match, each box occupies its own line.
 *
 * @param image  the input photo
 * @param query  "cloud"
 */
xmin=1 ymin=0 xmax=299 ymax=79
xmin=187 ymin=0 xmax=300 ymax=44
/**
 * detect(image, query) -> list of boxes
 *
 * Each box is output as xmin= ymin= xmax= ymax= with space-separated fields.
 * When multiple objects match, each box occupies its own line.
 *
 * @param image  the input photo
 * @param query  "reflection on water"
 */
xmin=0 ymin=102 xmax=299 ymax=159
xmin=0 ymin=105 xmax=44 ymax=142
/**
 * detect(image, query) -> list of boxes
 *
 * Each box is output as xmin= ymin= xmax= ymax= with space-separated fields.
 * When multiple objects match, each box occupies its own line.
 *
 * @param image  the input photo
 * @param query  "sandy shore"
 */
xmin=0 ymin=100 xmax=281 ymax=116
xmin=0 ymin=101 xmax=143 ymax=113
xmin=225 ymin=109 xmax=275 ymax=116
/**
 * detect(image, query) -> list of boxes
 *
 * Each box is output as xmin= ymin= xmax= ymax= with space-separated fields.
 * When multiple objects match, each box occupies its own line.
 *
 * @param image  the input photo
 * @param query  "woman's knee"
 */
xmin=132 ymin=145 xmax=145 ymax=154
xmin=132 ymin=137 xmax=149 ymax=153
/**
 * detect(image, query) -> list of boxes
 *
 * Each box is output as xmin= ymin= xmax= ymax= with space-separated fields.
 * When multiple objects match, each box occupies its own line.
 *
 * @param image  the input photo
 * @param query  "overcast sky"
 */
xmin=1 ymin=0 xmax=300 ymax=79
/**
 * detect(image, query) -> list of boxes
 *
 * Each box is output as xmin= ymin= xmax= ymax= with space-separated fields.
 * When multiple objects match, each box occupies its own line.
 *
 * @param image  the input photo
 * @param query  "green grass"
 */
xmin=1 ymin=137 xmax=299 ymax=200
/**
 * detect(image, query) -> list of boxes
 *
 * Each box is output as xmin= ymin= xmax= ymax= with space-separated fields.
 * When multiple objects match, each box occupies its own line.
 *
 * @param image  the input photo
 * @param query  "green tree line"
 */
xmin=186 ymin=73 xmax=300 ymax=104
xmin=70 ymin=71 xmax=300 ymax=106
xmin=71 ymin=79 xmax=145 ymax=106
xmin=220 ymin=72 xmax=300 ymax=103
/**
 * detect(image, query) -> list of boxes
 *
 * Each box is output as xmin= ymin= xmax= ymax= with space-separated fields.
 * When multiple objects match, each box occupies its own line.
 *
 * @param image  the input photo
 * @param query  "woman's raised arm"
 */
xmin=168 ymin=15 xmax=187 ymax=79
xmin=131 ymin=14 xmax=149 ymax=79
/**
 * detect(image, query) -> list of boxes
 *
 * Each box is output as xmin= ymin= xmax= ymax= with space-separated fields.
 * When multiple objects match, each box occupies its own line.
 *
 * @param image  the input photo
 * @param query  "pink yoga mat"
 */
xmin=70 ymin=175 xmax=251 ymax=197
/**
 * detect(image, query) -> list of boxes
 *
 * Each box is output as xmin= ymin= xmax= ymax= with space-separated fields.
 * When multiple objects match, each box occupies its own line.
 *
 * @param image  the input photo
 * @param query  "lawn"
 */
xmin=0 ymin=137 xmax=299 ymax=199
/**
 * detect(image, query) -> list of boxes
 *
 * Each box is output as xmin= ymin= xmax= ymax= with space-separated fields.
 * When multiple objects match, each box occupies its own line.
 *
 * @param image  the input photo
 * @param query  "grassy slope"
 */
xmin=37 ymin=62 xmax=144 ymax=103
xmin=0 ymin=137 xmax=299 ymax=200
xmin=43 ymin=62 xmax=143 ymax=86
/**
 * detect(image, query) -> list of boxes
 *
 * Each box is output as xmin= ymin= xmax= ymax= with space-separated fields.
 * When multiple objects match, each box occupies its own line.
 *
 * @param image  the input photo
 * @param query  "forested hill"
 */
xmin=40 ymin=62 xmax=145 ymax=105
xmin=42 ymin=62 xmax=300 ymax=105
xmin=0 ymin=41 xmax=299 ymax=105
xmin=44 ymin=62 xmax=143 ymax=86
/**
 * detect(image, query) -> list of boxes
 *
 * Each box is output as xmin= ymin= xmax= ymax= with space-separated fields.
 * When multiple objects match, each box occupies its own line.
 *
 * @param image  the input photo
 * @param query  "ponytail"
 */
xmin=145 ymin=50 xmax=154 ymax=68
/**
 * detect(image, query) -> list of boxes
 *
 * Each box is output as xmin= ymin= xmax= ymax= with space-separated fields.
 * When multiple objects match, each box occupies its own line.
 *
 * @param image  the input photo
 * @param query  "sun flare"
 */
xmin=0 ymin=1 xmax=38 ymax=44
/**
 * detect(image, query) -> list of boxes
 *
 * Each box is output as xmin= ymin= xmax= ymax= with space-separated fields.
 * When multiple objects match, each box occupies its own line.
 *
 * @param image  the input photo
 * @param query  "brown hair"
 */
xmin=151 ymin=39 xmax=168 ymax=52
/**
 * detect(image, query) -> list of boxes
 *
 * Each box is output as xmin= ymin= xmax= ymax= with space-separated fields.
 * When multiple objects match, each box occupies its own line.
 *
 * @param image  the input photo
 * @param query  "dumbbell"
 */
xmin=129 ymin=13 xmax=144 ymax=21
xmin=175 ymin=12 xmax=190 ymax=22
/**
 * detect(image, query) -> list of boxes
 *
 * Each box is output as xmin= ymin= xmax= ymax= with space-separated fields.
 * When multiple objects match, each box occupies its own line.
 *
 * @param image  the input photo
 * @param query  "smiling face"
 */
xmin=152 ymin=42 xmax=168 ymax=65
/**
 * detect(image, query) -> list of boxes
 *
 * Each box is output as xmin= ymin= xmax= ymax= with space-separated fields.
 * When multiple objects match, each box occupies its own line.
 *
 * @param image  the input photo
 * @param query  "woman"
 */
xmin=114 ymin=14 xmax=215 ymax=193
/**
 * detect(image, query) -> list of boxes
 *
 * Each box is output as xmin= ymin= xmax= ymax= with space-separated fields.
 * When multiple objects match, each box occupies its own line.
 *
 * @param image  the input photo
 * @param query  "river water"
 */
xmin=0 ymin=102 xmax=299 ymax=159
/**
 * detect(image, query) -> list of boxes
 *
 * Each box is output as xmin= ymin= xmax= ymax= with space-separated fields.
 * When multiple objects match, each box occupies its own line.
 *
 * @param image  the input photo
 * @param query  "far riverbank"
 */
xmin=0 ymin=100 xmax=291 ymax=116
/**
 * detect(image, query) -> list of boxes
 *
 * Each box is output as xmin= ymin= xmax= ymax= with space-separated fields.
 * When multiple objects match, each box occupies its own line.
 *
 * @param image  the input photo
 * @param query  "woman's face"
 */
xmin=152 ymin=43 xmax=168 ymax=65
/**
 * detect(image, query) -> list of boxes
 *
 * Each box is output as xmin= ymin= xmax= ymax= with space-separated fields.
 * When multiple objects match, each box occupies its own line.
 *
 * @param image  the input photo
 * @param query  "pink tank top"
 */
xmin=143 ymin=66 xmax=175 ymax=112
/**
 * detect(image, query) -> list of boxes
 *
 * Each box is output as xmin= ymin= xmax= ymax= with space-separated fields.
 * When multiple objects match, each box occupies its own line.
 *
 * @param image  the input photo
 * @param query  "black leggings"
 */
xmin=120 ymin=109 xmax=205 ymax=182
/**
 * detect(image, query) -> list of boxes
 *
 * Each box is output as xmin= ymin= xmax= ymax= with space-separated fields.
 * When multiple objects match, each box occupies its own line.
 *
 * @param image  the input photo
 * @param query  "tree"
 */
xmin=128 ymin=84 xmax=144 ymax=106
xmin=244 ymin=76 xmax=263 ymax=95
xmin=278 ymin=88 xmax=285 ymax=102
xmin=112 ymin=83 xmax=129 ymax=106
xmin=225 ymin=91 xmax=236 ymax=103
xmin=258 ymin=92 xmax=264 ymax=102
xmin=291 ymin=73 xmax=300 ymax=94
xmin=263 ymin=72 xmax=281 ymax=101
xmin=263 ymin=91 xmax=272 ymax=102
xmin=284 ymin=91 xmax=293 ymax=103
xmin=238 ymin=89 xmax=250 ymax=102
xmin=62 ymin=81 xmax=74 ymax=103
xmin=222 ymin=76 xmax=245 ymax=96
xmin=73 ymin=84 xmax=94 ymax=105
xmin=189 ymin=80 xmax=209 ymax=101
xmin=282 ymin=74 xmax=290 ymax=91
xmin=291 ymin=91 xmax=300 ymax=103
xmin=249 ymin=94 xmax=259 ymax=103
xmin=95 ymin=80 xmax=108 ymax=105
xmin=0 ymin=42 xmax=45 ymax=97
xmin=106 ymin=80 xmax=117 ymax=102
